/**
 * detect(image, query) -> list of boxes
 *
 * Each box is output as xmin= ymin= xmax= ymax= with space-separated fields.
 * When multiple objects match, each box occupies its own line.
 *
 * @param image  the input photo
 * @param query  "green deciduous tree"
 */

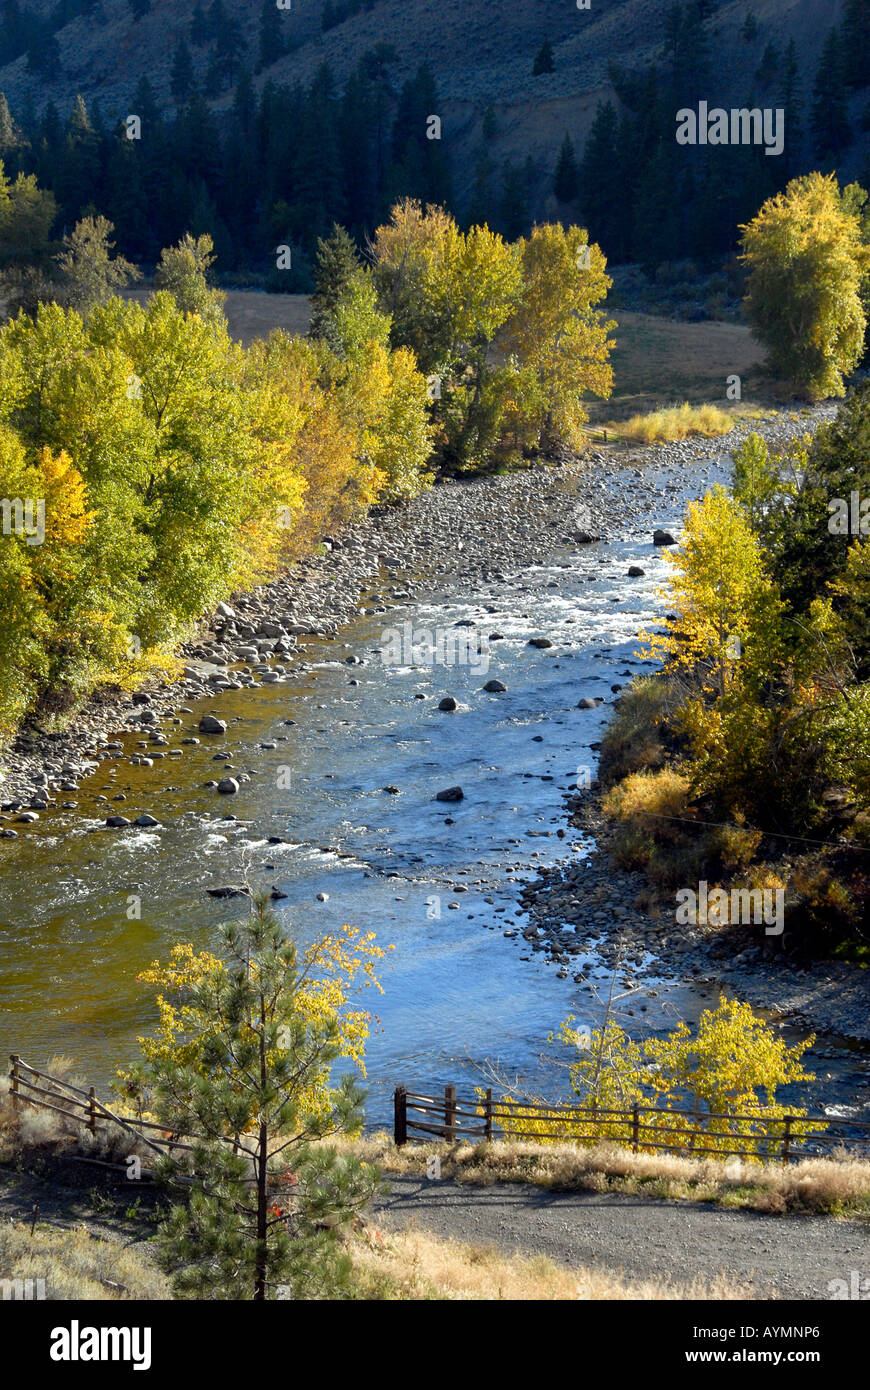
xmin=153 ymin=231 xmax=226 ymax=326
xmin=54 ymin=214 xmax=140 ymax=316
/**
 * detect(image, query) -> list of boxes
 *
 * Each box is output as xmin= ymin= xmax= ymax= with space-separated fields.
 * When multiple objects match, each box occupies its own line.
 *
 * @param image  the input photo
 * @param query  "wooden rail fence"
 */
xmin=393 ymin=1085 xmax=870 ymax=1164
xmin=8 ymin=1054 xmax=193 ymax=1163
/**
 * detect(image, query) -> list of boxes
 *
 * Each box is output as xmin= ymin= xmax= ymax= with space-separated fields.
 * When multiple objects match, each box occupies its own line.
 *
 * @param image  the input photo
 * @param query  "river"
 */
xmin=2 ymin=449 xmax=866 ymax=1126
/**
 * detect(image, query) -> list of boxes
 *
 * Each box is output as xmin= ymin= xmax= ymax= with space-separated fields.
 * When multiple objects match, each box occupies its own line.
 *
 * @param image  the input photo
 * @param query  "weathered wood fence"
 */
xmin=8 ymin=1054 xmax=191 ymax=1162
xmin=393 ymin=1084 xmax=870 ymax=1164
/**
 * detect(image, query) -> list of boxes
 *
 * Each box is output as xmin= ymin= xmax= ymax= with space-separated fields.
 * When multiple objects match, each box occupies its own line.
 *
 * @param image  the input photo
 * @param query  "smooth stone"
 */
xmin=217 ymin=778 xmax=239 ymax=795
xmin=483 ymin=679 xmax=507 ymax=692
xmin=438 ymin=696 xmax=459 ymax=711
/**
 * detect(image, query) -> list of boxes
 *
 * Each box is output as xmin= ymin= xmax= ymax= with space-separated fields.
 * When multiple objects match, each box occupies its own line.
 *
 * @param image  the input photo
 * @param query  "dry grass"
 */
xmin=344 ymin=1134 xmax=870 ymax=1220
xmin=0 ymin=1221 xmax=167 ymax=1300
xmin=349 ymin=1226 xmax=752 ymax=1301
xmin=619 ymin=401 xmax=740 ymax=444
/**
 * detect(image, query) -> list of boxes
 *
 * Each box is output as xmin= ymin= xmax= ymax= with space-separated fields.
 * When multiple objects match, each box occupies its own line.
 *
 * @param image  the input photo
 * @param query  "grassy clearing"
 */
xmin=586 ymin=309 xmax=771 ymax=423
xmin=348 ymin=1226 xmax=752 ymax=1300
xmin=345 ymin=1134 xmax=870 ymax=1221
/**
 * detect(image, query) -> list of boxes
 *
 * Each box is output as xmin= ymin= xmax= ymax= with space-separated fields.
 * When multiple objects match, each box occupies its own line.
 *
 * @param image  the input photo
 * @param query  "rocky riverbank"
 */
xmin=520 ymin=792 xmax=870 ymax=1046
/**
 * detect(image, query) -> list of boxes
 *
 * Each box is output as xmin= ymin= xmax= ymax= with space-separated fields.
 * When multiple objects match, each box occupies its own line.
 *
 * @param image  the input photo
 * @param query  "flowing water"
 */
xmin=1 ymin=456 xmax=867 ymax=1125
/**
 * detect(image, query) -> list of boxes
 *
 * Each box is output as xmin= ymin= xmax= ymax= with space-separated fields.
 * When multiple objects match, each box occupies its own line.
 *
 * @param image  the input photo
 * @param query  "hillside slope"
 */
xmin=2 ymin=0 xmax=865 ymax=209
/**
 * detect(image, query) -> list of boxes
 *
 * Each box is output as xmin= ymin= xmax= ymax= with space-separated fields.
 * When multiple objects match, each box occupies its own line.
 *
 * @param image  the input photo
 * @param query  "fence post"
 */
xmin=632 ymin=1104 xmax=640 ymax=1154
xmin=394 ymin=1086 xmax=407 ymax=1147
xmin=782 ymin=1115 xmax=793 ymax=1165
xmin=484 ymin=1088 xmax=493 ymax=1142
xmin=9 ymin=1054 xmax=19 ymax=1114
xmin=87 ymin=1087 xmax=97 ymax=1136
xmin=444 ymin=1084 xmax=457 ymax=1143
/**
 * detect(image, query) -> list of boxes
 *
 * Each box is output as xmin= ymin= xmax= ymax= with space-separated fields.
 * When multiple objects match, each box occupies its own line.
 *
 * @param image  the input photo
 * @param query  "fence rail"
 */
xmin=8 ymin=1054 xmax=191 ymax=1160
xmin=393 ymin=1084 xmax=870 ymax=1164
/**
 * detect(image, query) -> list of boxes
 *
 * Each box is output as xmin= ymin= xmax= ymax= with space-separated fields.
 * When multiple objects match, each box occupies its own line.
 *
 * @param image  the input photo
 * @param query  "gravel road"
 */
xmin=371 ymin=1175 xmax=869 ymax=1299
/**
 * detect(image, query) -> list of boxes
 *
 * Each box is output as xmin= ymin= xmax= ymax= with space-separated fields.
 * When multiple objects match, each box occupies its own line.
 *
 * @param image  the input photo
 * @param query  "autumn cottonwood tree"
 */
xmin=500 ymin=223 xmax=614 ymax=454
xmin=133 ymin=896 xmax=384 ymax=1300
xmin=739 ymin=172 xmax=870 ymax=399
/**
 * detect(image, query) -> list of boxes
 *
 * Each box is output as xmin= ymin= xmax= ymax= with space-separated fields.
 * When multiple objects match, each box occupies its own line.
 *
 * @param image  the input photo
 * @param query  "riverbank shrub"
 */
xmin=495 ymin=997 xmax=821 ymax=1159
xmin=620 ymin=402 xmax=735 ymax=444
xmin=599 ymin=396 xmax=870 ymax=953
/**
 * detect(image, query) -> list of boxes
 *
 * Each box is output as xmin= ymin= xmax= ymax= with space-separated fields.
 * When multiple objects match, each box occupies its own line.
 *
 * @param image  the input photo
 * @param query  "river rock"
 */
xmin=105 ymin=815 xmax=131 ymax=828
xmin=217 ymin=778 xmax=239 ymax=795
xmin=200 ymin=715 xmax=228 ymax=734
xmin=134 ymin=813 xmax=160 ymax=827
xmin=438 ymin=696 xmax=459 ymax=711
xmin=436 ymin=786 xmax=464 ymax=802
xmin=528 ymin=637 xmax=553 ymax=649
xmin=653 ymin=529 xmax=676 ymax=546
xmin=627 ymin=565 xmax=645 ymax=577
xmin=483 ymin=679 xmax=507 ymax=692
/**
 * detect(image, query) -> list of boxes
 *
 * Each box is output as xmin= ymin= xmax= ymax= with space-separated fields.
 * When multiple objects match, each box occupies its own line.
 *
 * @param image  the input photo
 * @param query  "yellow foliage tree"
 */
xmin=740 ymin=172 xmax=870 ymax=399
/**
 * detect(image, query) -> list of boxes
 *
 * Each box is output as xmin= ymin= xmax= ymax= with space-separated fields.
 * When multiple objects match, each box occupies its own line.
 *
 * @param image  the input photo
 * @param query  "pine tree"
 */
xmin=389 ymin=63 xmax=451 ymax=210
xmin=533 ymin=40 xmax=554 ymax=76
xmin=170 ymin=39 xmax=195 ymax=104
xmin=137 ymin=897 xmax=380 ymax=1301
xmin=756 ymin=41 xmax=779 ymax=90
xmin=0 ymin=92 xmax=19 ymax=157
xmin=553 ymin=132 xmax=578 ymax=203
xmin=781 ymin=38 xmax=803 ymax=177
xmin=26 ymin=21 xmax=61 ymax=76
xmin=498 ymin=158 xmax=528 ymax=239
xmin=811 ymin=26 xmax=852 ymax=159
xmin=580 ymin=100 xmax=627 ymax=261
xmin=842 ymin=0 xmax=870 ymax=90
xmin=741 ymin=12 xmax=759 ymax=42
xmin=190 ymin=0 xmax=209 ymax=46
xmin=257 ymin=0 xmax=285 ymax=71
xmin=309 ymin=222 xmax=362 ymax=339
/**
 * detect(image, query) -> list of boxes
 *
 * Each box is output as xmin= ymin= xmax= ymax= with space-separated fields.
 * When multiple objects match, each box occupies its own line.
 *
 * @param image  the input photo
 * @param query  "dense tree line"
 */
xmin=0 ymin=45 xmax=453 ymax=282
xmin=556 ymin=2 xmax=870 ymax=270
xmin=0 ymin=197 xmax=614 ymax=737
